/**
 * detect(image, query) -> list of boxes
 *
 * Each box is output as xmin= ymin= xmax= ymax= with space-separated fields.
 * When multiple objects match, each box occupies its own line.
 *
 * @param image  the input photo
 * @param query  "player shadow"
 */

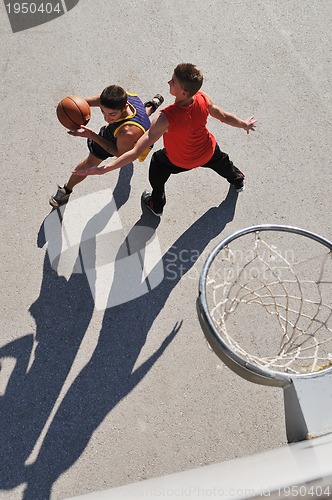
xmin=0 ymin=165 xmax=137 ymax=492
xmin=0 ymin=170 xmax=239 ymax=499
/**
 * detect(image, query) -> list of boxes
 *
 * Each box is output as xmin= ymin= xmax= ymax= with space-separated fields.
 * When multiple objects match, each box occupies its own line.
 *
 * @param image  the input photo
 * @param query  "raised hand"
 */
xmin=243 ymin=116 xmax=257 ymax=134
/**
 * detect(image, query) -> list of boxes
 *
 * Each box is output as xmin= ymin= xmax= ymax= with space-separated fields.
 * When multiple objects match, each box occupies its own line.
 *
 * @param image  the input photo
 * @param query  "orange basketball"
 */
xmin=56 ymin=95 xmax=91 ymax=130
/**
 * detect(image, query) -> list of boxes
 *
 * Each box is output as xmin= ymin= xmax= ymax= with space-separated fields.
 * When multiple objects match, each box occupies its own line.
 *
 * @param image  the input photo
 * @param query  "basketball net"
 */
xmin=207 ymin=229 xmax=332 ymax=375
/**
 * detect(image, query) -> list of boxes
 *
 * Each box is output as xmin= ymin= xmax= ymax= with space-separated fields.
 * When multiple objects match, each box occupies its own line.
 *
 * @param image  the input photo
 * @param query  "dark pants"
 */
xmin=149 ymin=144 xmax=244 ymax=212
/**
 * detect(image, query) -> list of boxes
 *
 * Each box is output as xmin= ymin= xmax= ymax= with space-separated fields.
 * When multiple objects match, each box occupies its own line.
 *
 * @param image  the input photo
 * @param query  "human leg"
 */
xmin=49 ymin=153 xmax=102 ymax=208
xmin=146 ymin=151 xmax=171 ymax=214
xmin=66 ymin=153 xmax=102 ymax=191
xmin=143 ymin=149 xmax=187 ymax=215
xmin=202 ymin=144 xmax=245 ymax=191
xmin=49 ymin=123 xmax=115 ymax=208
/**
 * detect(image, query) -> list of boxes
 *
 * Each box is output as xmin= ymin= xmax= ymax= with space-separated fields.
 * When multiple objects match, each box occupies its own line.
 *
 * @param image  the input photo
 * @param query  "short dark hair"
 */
xmin=174 ymin=63 xmax=203 ymax=96
xmin=100 ymin=85 xmax=127 ymax=110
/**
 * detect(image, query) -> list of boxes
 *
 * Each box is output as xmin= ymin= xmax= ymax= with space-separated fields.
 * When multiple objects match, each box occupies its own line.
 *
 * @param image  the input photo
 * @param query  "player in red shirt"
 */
xmin=75 ymin=63 xmax=256 ymax=216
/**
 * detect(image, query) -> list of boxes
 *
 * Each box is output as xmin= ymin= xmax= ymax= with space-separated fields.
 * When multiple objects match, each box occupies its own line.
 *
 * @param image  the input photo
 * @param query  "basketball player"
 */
xmin=74 ymin=64 xmax=256 ymax=216
xmin=49 ymin=86 xmax=163 ymax=208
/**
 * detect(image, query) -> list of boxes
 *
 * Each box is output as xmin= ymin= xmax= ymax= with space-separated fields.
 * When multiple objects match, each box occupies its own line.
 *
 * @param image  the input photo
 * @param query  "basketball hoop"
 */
xmin=197 ymin=225 xmax=332 ymax=441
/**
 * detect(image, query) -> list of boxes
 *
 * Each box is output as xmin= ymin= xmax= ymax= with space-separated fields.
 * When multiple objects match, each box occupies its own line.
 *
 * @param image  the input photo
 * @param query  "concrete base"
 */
xmin=284 ymin=372 xmax=332 ymax=442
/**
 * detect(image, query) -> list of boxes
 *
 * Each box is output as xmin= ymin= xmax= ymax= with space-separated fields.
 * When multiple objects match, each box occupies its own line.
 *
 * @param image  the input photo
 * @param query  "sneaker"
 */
xmin=236 ymin=182 xmax=245 ymax=193
xmin=232 ymin=178 xmax=245 ymax=192
xmin=49 ymin=185 xmax=71 ymax=208
xmin=142 ymin=191 xmax=163 ymax=216
xmin=144 ymin=94 xmax=164 ymax=113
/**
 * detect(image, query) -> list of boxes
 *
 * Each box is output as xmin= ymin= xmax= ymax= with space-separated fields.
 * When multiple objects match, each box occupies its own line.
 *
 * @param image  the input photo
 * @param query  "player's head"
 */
xmin=100 ymin=85 xmax=128 ymax=109
xmin=100 ymin=85 xmax=128 ymax=123
xmin=170 ymin=63 xmax=203 ymax=98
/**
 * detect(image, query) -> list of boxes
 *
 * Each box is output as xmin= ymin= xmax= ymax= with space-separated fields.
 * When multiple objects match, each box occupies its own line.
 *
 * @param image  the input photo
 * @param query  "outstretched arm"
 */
xmin=205 ymin=92 xmax=257 ymax=134
xmin=74 ymin=112 xmax=169 ymax=176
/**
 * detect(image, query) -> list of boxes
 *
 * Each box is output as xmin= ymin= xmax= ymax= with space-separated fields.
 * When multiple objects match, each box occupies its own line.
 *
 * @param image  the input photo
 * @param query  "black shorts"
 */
xmin=87 ymin=125 xmax=116 ymax=160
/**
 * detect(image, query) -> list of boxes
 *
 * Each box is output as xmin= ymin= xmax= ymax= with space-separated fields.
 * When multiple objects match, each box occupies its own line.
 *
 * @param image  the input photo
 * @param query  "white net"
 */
xmin=206 ymin=229 xmax=332 ymax=375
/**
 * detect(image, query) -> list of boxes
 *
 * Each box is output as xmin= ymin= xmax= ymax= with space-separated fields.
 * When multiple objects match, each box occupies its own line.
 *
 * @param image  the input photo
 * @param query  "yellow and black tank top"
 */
xmin=107 ymin=92 xmax=151 ymax=162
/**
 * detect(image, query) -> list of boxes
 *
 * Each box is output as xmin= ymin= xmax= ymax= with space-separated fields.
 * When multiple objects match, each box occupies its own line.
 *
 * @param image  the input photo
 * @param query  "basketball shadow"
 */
xmin=0 ymin=168 xmax=239 ymax=499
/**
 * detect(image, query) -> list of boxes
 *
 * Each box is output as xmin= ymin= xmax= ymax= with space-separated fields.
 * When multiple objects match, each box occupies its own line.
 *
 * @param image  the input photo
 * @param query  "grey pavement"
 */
xmin=0 ymin=0 xmax=331 ymax=499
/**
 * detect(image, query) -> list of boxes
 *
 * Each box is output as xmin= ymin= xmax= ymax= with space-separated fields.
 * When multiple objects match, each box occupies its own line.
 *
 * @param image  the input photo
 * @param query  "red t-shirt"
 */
xmin=161 ymin=91 xmax=216 ymax=169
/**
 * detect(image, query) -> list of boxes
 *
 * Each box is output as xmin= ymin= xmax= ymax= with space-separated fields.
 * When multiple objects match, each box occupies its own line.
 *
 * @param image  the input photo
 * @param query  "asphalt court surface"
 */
xmin=0 ymin=1 xmax=331 ymax=499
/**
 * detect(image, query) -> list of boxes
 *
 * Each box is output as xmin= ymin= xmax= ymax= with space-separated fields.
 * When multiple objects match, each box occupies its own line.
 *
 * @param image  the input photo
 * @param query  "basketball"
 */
xmin=56 ymin=95 xmax=91 ymax=130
